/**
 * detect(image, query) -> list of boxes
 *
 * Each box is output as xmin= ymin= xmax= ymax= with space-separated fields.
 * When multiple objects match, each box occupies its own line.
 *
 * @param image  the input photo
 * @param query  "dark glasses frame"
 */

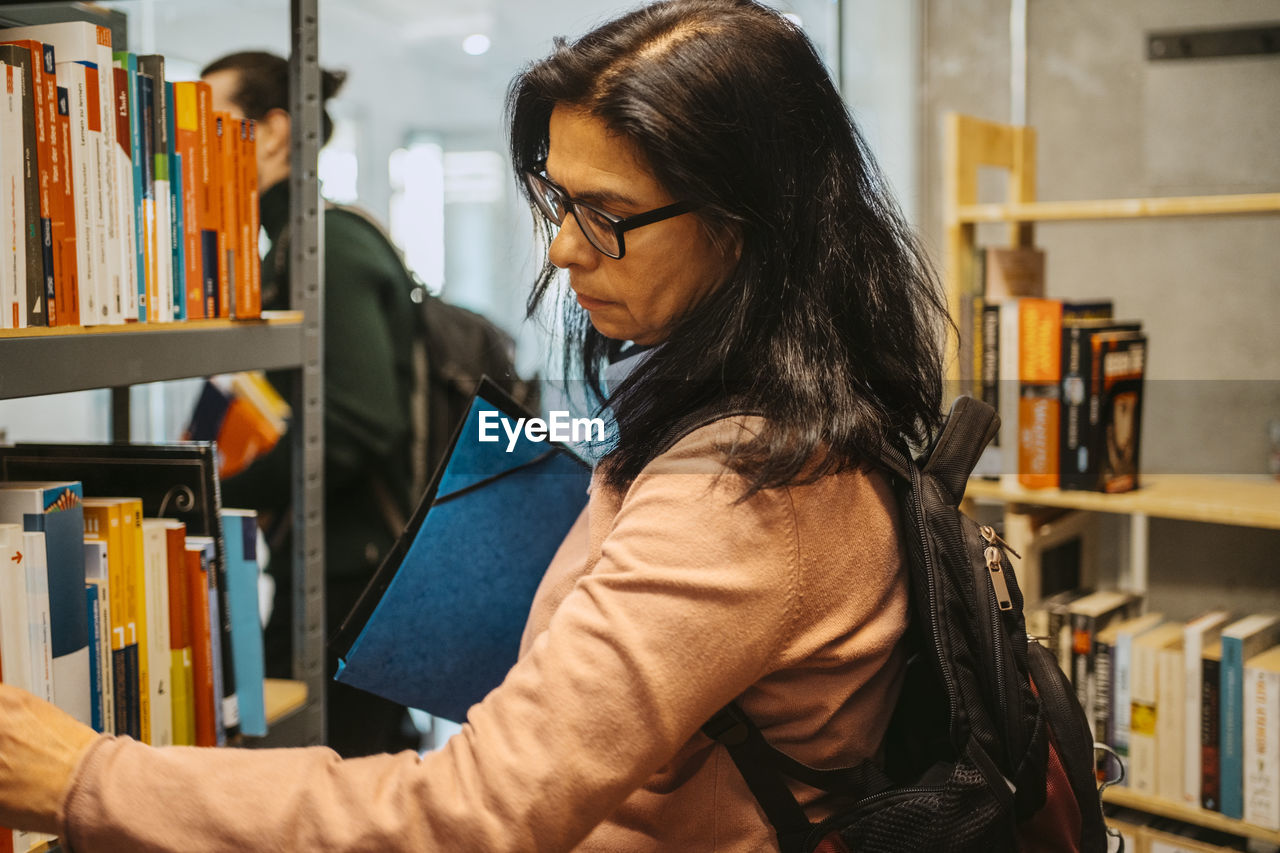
xmin=523 ymin=164 xmax=695 ymax=259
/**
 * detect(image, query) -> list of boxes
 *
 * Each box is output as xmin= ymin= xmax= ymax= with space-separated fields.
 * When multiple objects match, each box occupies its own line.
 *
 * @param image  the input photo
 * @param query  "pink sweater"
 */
xmin=59 ymin=418 xmax=907 ymax=852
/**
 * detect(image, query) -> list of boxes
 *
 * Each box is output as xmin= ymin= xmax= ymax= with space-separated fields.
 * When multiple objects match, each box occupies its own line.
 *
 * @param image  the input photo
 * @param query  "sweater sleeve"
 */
xmin=60 ymin=427 xmax=807 ymax=852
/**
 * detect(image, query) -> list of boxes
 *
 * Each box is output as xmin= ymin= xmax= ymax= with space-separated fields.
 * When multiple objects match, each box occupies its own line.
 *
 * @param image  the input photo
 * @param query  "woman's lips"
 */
xmin=575 ymin=292 xmax=612 ymax=311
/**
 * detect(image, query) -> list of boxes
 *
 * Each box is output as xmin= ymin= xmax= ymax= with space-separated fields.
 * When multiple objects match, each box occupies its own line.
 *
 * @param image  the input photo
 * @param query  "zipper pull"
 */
xmin=985 ymin=545 xmax=1014 ymax=611
xmin=979 ymin=525 xmax=1022 ymax=560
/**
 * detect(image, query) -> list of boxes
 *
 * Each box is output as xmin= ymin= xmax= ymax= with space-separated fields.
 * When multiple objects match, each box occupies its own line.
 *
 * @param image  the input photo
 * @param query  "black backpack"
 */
xmin=699 ymin=396 xmax=1109 ymax=852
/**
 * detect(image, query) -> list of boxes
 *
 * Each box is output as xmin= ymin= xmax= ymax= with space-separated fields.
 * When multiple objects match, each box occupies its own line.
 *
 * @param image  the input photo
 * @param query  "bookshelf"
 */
xmin=0 ymin=1 xmax=325 ymax=749
xmin=945 ymin=113 xmax=1280 ymax=843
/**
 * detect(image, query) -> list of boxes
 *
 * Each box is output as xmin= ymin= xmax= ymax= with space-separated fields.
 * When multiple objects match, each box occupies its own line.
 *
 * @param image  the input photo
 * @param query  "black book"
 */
xmin=1059 ymin=320 xmax=1141 ymax=491
xmin=0 ymin=441 xmax=240 ymax=738
xmin=0 ymin=43 xmax=47 ymax=325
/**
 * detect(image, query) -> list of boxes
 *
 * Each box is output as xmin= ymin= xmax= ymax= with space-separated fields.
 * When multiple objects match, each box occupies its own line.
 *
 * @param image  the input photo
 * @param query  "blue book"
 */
xmin=1219 ymin=613 xmax=1280 ymax=818
xmin=166 ymin=80 xmax=186 ymax=321
xmin=333 ymin=380 xmax=593 ymax=723
xmin=85 ymin=583 xmax=102 ymax=731
xmin=0 ymin=482 xmax=90 ymax=726
xmin=220 ymin=508 xmax=266 ymax=736
xmin=114 ymin=50 xmax=146 ymax=321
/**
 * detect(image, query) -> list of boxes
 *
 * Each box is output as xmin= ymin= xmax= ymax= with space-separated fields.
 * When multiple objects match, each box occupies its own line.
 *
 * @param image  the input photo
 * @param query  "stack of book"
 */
xmin=0 ymin=444 xmax=271 ymax=797
xmin=962 ymin=245 xmax=1149 ymax=493
xmin=0 ymin=22 xmax=261 ymax=330
xmin=1026 ymin=589 xmax=1280 ymax=829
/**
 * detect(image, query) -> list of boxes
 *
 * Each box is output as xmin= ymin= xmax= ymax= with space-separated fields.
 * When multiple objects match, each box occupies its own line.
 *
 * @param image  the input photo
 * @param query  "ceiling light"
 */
xmin=463 ymin=34 xmax=491 ymax=56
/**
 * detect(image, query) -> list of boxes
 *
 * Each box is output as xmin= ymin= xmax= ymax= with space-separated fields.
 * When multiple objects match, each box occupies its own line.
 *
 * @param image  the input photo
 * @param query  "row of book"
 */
xmin=960 ymin=246 xmax=1149 ymax=493
xmin=1029 ymin=589 xmax=1280 ymax=830
xmin=0 ymin=20 xmax=260 ymax=329
xmin=0 ymin=443 xmax=264 ymax=853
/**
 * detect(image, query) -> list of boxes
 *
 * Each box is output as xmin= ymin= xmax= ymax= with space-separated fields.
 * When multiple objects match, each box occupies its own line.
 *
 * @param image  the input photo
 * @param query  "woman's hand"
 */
xmin=0 ymin=684 xmax=99 ymax=834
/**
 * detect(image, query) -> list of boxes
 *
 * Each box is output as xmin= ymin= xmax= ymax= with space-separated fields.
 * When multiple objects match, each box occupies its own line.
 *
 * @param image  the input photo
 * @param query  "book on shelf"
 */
xmin=982 ymin=246 xmax=1045 ymax=303
xmin=161 ymin=519 xmax=194 ymax=746
xmin=184 ymin=535 xmax=222 ymax=746
xmin=1059 ymin=319 xmax=1142 ymax=491
xmin=0 ymin=22 xmax=259 ymax=330
xmin=0 ymin=39 xmax=62 ymax=328
xmin=1155 ymin=632 xmax=1186 ymax=801
xmin=0 ymin=481 xmax=90 ymax=725
xmin=1219 ymin=613 xmax=1280 ymax=819
xmin=1200 ymin=640 xmax=1223 ymax=811
xmin=1100 ymin=611 xmax=1164 ymax=785
xmin=1129 ymin=621 xmax=1184 ymax=795
xmin=0 ymin=521 xmax=53 ymax=704
xmin=81 ymin=497 xmax=137 ymax=738
xmin=1093 ymin=331 xmax=1147 ymax=494
xmin=1181 ymin=611 xmax=1232 ymax=806
xmin=1243 ymin=644 xmax=1280 ymax=830
xmin=140 ymin=518 xmax=174 ymax=747
xmin=82 ymin=539 xmax=114 ymax=735
xmin=220 ymin=508 xmax=266 ymax=736
xmin=0 ymin=441 xmax=240 ymax=740
xmin=1064 ymin=588 xmax=1141 ymax=736
xmin=0 ymin=45 xmax=44 ymax=328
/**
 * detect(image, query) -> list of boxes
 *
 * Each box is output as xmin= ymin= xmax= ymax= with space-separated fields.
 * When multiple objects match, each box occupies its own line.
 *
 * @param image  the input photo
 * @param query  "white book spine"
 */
xmin=1155 ymin=645 xmax=1185 ymax=801
xmin=1130 ymin=639 xmax=1158 ymax=794
xmin=59 ymin=62 xmax=99 ymax=325
xmin=1244 ymin=662 xmax=1280 ymax=830
xmin=23 ymin=529 xmax=54 ymax=704
xmin=0 ymin=524 xmax=33 ymax=690
xmin=141 ymin=521 xmax=173 ymax=746
xmin=998 ymin=299 xmax=1021 ymax=488
xmin=153 ymin=176 xmax=174 ymax=322
xmin=112 ymin=72 xmax=138 ymax=323
xmin=91 ymin=44 xmax=122 ymax=325
xmin=1 ymin=64 xmax=24 ymax=330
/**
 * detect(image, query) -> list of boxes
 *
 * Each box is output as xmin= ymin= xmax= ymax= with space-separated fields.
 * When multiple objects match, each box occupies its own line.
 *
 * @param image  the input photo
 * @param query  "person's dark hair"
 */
xmin=200 ymin=51 xmax=346 ymax=146
xmin=508 ymin=0 xmax=951 ymax=496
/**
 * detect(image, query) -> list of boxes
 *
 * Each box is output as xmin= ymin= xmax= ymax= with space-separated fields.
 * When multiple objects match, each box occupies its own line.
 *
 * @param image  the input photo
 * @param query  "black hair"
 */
xmin=508 ymin=0 xmax=951 ymax=496
xmin=201 ymin=51 xmax=346 ymax=146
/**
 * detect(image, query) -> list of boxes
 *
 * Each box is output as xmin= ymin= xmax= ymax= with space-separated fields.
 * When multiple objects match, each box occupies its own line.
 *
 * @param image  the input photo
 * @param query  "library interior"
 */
xmin=0 ymin=1 xmax=1277 ymax=852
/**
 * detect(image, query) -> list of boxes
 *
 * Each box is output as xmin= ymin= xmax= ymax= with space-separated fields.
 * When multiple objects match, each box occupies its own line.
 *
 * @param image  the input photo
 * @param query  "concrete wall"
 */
xmin=920 ymin=0 xmax=1280 ymax=618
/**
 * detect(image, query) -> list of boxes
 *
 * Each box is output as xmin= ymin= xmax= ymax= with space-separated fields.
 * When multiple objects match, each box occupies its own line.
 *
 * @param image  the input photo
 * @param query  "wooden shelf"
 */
xmin=1104 ymin=787 xmax=1280 ymax=843
xmin=0 ymin=310 xmax=303 ymax=340
xmin=263 ymin=678 xmax=308 ymax=726
xmin=965 ymin=474 xmax=1280 ymax=531
xmin=956 ymin=192 xmax=1280 ymax=223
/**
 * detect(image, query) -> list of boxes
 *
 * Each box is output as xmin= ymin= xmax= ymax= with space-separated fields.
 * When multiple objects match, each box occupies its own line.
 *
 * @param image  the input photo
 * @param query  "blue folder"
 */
xmin=332 ymin=380 xmax=592 ymax=723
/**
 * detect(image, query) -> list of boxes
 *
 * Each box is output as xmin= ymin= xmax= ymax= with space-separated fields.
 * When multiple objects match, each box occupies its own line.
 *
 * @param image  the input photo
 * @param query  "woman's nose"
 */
xmin=547 ymin=212 xmax=600 ymax=270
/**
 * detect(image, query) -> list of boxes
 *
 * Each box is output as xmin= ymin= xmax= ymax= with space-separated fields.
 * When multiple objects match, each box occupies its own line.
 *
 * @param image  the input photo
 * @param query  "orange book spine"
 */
xmin=213 ymin=111 xmax=237 ymax=318
xmin=54 ymin=85 xmax=80 ymax=325
xmin=1017 ymin=297 xmax=1063 ymax=489
xmin=173 ymin=82 xmax=204 ymax=318
xmin=235 ymin=118 xmax=260 ymax=318
xmin=185 ymin=543 xmax=216 ymax=747
xmin=195 ymin=82 xmax=216 ymax=318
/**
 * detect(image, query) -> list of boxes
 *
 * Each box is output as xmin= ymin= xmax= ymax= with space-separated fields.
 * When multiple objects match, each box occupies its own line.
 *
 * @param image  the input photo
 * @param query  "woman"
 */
xmin=0 ymin=1 xmax=947 ymax=849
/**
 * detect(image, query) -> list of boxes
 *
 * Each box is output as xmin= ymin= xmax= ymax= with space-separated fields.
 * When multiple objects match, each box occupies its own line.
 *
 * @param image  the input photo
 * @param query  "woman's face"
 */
xmin=544 ymin=105 xmax=736 ymax=346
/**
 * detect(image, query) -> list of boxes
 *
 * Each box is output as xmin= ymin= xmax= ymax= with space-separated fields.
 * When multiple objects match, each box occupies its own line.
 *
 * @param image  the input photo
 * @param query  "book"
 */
xmin=52 ymin=83 xmax=80 ymax=326
xmin=1109 ymin=612 xmax=1165 ymax=785
xmin=57 ymin=59 xmax=104 ymax=325
xmin=140 ymin=518 xmax=173 ymax=746
xmin=160 ymin=519 xmax=193 ymax=746
xmin=1059 ymin=319 xmax=1142 ymax=491
xmin=1095 ymin=332 xmax=1147 ymax=494
xmin=1129 ymin=622 xmax=1184 ymax=794
xmin=333 ymin=380 xmax=593 ymax=723
xmin=195 ymin=82 xmax=218 ymax=317
xmin=1220 ymin=613 xmax=1280 ymax=819
xmin=0 ymin=440 xmax=240 ymax=740
xmin=1243 ymin=644 xmax=1280 ymax=830
xmin=220 ymin=508 xmax=266 ymax=736
xmin=5 ymin=22 xmax=121 ymax=325
xmin=1155 ymin=634 xmax=1186 ymax=801
xmin=0 ymin=40 xmax=61 ymax=327
xmin=212 ymin=110 xmax=234 ymax=317
xmin=184 ymin=536 xmax=219 ymax=747
xmin=185 ymin=373 xmax=287 ymax=479
xmin=1201 ymin=641 xmax=1223 ymax=810
xmin=165 ymin=80 xmax=185 ymax=321
xmin=137 ymin=55 xmax=172 ymax=323
xmin=0 ymin=46 xmax=44 ymax=327
xmin=82 ymin=539 xmax=114 ymax=735
xmin=111 ymin=50 xmax=144 ymax=322
xmin=0 ymin=59 xmax=27 ymax=329
xmin=0 ymin=481 xmax=90 ymax=726
xmin=235 ymin=117 xmax=260 ymax=318
xmin=81 ymin=498 xmax=137 ymax=738
xmin=109 ymin=59 xmax=137 ymax=323
xmin=1065 ymin=589 xmax=1141 ymax=733
xmin=171 ymin=81 xmax=205 ymax=319
xmin=1182 ymin=611 xmax=1231 ymax=805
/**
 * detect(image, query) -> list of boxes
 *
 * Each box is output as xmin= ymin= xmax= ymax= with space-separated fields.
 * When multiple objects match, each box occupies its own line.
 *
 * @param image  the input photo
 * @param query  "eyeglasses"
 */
xmin=523 ymin=166 xmax=695 ymax=260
